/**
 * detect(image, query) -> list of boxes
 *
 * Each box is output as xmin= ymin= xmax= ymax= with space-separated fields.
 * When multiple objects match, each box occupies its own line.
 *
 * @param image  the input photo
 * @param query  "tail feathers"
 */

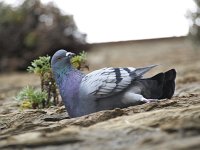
xmin=151 ymin=72 xmax=165 ymax=85
xmin=164 ymin=69 xmax=176 ymax=81
xmin=133 ymin=73 xmax=164 ymax=99
xmin=160 ymin=69 xmax=176 ymax=99
xmin=131 ymin=69 xmax=176 ymax=100
xmin=139 ymin=69 xmax=176 ymax=99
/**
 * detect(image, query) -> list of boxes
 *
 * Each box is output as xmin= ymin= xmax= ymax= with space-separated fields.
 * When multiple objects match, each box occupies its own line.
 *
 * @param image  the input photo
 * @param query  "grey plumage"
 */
xmin=80 ymin=65 xmax=157 ymax=99
xmin=51 ymin=50 xmax=176 ymax=118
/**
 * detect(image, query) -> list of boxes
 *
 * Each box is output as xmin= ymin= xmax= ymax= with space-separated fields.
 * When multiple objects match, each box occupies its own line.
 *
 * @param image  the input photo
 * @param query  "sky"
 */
xmin=2 ymin=0 xmax=197 ymax=43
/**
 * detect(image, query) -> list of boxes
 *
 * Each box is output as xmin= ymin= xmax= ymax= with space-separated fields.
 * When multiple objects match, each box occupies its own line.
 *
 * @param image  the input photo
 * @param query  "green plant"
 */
xmin=27 ymin=56 xmax=51 ymax=75
xmin=16 ymin=86 xmax=47 ymax=109
xmin=27 ymin=55 xmax=58 ymax=107
xmin=27 ymin=55 xmax=52 ymax=91
xmin=71 ymin=51 xmax=87 ymax=69
xmin=71 ymin=51 xmax=89 ymax=70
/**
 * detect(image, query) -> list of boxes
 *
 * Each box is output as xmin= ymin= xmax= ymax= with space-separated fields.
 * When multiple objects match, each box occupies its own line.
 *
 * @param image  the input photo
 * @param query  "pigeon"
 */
xmin=51 ymin=50 xmax=176 ymax=118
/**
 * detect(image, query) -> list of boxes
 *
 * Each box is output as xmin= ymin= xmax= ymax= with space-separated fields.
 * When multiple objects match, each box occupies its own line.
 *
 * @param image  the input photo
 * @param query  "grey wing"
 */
xmin=80 ymin=65 xmax=157 ymax=99
xmin=80 ymin=67 xmax=137 ymax=99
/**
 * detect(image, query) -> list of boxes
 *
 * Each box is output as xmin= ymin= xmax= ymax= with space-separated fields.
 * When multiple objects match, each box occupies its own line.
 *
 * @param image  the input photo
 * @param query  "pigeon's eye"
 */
xmin=57 ymin=57 xmax=62 ymax=60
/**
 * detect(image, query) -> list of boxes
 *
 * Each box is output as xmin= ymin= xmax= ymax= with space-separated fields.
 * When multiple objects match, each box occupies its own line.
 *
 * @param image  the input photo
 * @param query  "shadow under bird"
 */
xmin=51 ymin=50 xmax=176 ymax=118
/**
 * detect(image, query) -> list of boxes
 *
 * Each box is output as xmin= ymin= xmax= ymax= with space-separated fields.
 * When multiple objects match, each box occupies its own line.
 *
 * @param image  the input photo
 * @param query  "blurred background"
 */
xmin=0 ymin=0 xmax=199 ymax=72
xmin=1 ymin=1 xmax=200 ymax=149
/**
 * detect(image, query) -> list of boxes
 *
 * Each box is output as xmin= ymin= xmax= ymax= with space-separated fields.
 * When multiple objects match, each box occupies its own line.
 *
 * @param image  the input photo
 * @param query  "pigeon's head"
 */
xmin=51 ymin=49 xmax=75 ymax=70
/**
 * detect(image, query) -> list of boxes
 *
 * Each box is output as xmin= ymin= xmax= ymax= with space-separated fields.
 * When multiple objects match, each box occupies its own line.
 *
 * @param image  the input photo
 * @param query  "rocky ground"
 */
xmin=0 ymin=40 xmax=200 ymax=150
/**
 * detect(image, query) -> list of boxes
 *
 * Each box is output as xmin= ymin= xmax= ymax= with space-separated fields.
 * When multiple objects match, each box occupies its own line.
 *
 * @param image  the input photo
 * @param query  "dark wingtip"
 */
xmin=151 ymin=72 xmax=165 ymax=85
xmin=164 ymin=69 xmax=176 ymax=81
xmin=161 ymin=69 xmax=176 ymax=99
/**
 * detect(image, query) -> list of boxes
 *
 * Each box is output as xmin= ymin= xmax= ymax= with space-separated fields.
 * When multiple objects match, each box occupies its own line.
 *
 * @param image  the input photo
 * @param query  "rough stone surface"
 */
xmin=0 ymin=40 xmax=200 ymax=150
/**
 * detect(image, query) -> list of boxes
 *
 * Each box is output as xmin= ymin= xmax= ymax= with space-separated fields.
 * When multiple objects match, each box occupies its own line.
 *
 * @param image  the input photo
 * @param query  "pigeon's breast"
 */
xmin=60 ymin=72 xmax=82 ymax=99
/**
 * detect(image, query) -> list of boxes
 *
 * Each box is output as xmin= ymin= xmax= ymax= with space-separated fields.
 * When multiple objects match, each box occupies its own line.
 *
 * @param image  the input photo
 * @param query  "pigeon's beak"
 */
xmin=66 ymin=52 xmax=75 ymax=58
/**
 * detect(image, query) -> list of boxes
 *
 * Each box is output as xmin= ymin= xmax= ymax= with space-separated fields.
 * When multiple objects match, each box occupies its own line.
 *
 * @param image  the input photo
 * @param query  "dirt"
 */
xmin=0 ymin=39 xmax=200 ymax=150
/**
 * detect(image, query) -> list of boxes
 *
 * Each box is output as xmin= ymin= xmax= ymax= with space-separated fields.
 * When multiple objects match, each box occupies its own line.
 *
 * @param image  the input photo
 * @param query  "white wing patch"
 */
xmin=80 ymin=67 xmax=137 ymax=98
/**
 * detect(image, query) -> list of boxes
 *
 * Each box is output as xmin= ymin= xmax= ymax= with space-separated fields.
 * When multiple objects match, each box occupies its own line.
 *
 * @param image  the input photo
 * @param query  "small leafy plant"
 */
xmin=27 ymin=56 xmax=51 ymax=75
xmin=27 ymin=55 xmax=58 ymax=107
xmin=16 ymin=86 xmax=47 ymax=109
xmin=71 ymin=51 xmax=88 ymax=70
xmin=16 ymin=51 xmax=88 ymax=109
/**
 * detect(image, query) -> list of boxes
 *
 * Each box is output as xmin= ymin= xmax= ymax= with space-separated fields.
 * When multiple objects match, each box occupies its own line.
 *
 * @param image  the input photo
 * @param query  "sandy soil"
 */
xmin=0 ymin=39 xmax=200 ymax=150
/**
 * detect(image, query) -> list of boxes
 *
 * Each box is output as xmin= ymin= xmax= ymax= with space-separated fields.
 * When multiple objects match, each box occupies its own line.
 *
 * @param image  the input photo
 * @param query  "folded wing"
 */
xmin=80 ymin=65 xmax=157 ymax=99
